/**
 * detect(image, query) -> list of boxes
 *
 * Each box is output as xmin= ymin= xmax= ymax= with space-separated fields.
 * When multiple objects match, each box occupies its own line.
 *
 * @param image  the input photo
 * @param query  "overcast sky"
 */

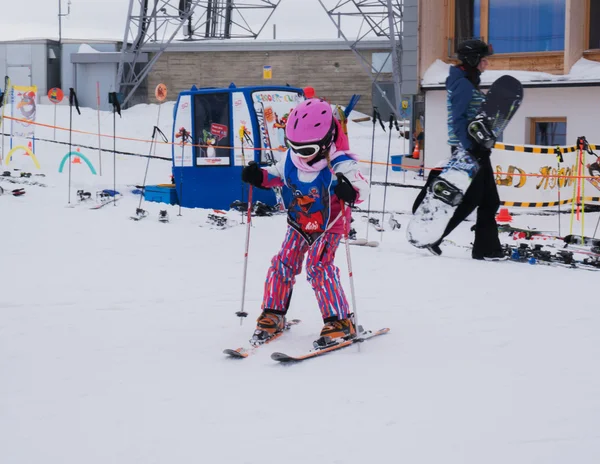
xmin=0 ymin=0 xmax=374 ymax=42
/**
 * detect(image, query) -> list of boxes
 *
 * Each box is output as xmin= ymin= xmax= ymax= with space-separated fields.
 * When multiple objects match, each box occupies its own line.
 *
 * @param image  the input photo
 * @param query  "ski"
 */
xmin=503 ymin=243 xmax=600 ymax=271
xmin=0 ymin=186 xmax=25 ymax=196
xmin=497 ymin=224 xmax=562 ymax=241
xmin=223 ymin=319 xmax=302 ymax=359
xmin=349 ymin=238 xmax=380 ymax=247
xmin=90 ymin=190 xmax=120 ymax=209
xmin=90 ymin=199 xmax=119 ymax=209
xmin=0 ymin=176 xmax=47 ymax=188
xmin=270 ymin=327 xmax=390 ymax=363
xmin=563 ymin=234 xmax=600 ymax=248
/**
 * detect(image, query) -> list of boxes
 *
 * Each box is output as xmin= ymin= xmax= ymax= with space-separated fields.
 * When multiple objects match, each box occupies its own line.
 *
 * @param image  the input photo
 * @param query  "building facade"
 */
xmin=142 ymin=40 xmax=392 ymax=116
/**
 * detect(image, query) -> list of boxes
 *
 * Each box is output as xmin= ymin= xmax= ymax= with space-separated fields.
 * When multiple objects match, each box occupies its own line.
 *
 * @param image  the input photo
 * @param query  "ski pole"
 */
xmin=581 ymin=137 xmax=587 ymax=244
xmin=108 ymin=92 xmax=122 ymax=206
xmin=177 ymin=129 xmax=189 ymax=216
xmin=137 ymin=126 xmax=167 ymax=212
xmin=236 ymin=185 xmax=253 ymax=325
xmin=365 ymin=108 xmax=379 ymax=241
xmin=68 ymin=91 xmax=73 ymax=204
xmin=336 ymin=174 xmax=360 ymax=341
xmin=67 ymin=88 xmax=81 ymax=204
xmin=96 ymin=81 xmax=102 ymax=176
xmin=555 ymin=146 xmax=562 ymax=236
xmin=380 ymin=114 xmax=394 ymax=243
xmin=239 ymin=125 xmax=247 ymax=224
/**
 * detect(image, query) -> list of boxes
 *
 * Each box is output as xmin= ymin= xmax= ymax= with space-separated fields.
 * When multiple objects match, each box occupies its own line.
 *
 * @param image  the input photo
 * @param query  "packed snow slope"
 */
xmin=1 ymin=103 xmax=599 ymax=464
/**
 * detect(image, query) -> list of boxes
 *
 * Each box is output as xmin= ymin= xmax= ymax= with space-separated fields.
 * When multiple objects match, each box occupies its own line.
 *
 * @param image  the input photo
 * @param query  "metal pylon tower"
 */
xmin=316 ymin=0 xmax=418 ymax=120
xmin=116 ymin=0 xmax=282 ymax=107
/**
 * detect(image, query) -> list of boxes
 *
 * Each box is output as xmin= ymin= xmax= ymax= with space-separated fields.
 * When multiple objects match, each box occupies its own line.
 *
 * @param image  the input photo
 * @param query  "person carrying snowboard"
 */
xmin=241 ymin=98 xmax=369 ymax=345
xmin=413 ymin=39 xmax=506 ymax=261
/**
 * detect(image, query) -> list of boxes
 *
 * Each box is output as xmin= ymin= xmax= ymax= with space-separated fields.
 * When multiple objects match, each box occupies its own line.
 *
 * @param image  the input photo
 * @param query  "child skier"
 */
xmin=241 ymin=98 xmax=369 ymax=345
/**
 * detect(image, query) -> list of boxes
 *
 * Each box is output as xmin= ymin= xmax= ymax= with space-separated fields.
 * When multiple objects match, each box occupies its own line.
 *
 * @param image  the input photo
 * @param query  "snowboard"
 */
xmin=407 ymin=75 xmax=523 ymax=248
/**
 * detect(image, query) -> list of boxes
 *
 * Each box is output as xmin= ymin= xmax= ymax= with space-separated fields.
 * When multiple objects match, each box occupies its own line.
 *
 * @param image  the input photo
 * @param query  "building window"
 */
xmin=450 ymin=0 xmax=565 ymax=54
xmin=194 ymin=92 xmax=231 ymax=164
xmin=489 ymin=0 xmax=565 ymax=53
xmin=454 ymin=0 xmax=477 ymax=48
xmin=590 ymin=0 xmax=600 ymax=49
xmin=529 ymin=118 xmax=567 ymax=146
xmin=372 ymin=53 xmax=393 ymax=74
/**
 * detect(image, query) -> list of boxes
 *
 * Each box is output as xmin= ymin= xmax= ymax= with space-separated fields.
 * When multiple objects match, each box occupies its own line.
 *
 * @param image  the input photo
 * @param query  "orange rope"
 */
xmin=3 ymin=115 xmax=285 ymax=152
xmin=366 ymin=160 xmax=600 ymax=180
xmin=5 ymin=115 xmax=600 ymax=180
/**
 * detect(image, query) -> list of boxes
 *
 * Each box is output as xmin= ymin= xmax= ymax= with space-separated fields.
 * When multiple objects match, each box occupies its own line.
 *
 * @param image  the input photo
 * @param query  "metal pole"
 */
xmin=58 ymin=0 xmax=62 ymax=45
xmin=96 ymin=81 xmax=102 ymax=175
xmin=386 ymin=0 xmax=402 ymax=118
xmin=236 ymin=185 xmax=253 ymax=325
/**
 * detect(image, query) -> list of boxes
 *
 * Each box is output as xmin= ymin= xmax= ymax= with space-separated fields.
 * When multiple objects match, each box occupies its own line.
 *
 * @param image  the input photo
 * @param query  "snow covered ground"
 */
xmin=1 ymin=103 xmax=599 ymax=464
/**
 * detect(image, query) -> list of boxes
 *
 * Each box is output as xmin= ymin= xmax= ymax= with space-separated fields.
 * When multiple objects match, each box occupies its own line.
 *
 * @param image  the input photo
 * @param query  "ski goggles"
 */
xmin=287 ymin=141 xmax=322 ymax=158
xmin=287 ymin=120 xmax=337 ymax=158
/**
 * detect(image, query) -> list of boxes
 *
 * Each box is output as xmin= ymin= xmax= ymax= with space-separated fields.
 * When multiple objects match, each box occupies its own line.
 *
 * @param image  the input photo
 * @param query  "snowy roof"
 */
xmin=421 ymin=58 xmax=600 ymax=89
xmin=0 ymin=23 xmax=123 ymax=43
xmin=141 ymin=38 xmax=390 ymax=53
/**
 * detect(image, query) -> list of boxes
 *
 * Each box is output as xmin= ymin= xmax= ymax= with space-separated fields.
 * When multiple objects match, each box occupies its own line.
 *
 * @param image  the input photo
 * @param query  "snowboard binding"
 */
xmin=431 ymin=178 xmax=464 ymax=206
xmin=134 ymin=208 xmax=148 ymax=220
xmin=207 ymin=213 xmax=228 ymax=229
xmin=96 ymin=191 xmax=111 ymax=203
xmin=77 ymin=190 xmax=92 ymax=202
xmin=158 ymin=210 xmax=169 ymax=223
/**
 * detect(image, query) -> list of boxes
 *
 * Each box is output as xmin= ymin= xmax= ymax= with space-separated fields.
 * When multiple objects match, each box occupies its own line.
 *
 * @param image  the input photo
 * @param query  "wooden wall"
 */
xmin=583 ymin=49 xmax=600 ymax=62
xmin=487 ymin=52 xmax=565 ymax=74
xmin=147 ymin=49 xmax=389 ymax=115
xmin=418 ymin=0 xmax=449 ymax=81
xmin=565 ymin=0 xmax=587 ymax=73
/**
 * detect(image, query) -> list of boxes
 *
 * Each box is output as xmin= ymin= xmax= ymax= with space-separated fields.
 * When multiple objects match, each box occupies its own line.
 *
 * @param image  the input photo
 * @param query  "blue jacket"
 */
xmin=446 ymin=66 xmax=484 ymax=151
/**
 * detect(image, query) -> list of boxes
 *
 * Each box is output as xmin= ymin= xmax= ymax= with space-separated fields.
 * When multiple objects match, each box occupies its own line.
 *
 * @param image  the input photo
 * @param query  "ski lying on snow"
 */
xmin=503 ymin=244 xmax=600 ymax=271
xmin=271 ymin=327 xmax=390 ymax=363
xmin=349 ymin=238 xmax=380 ymax=247
xmin=90 ymin=198 xmax=119 ymax=209
xmin=223 ymin=319 xmax=301 ymax=359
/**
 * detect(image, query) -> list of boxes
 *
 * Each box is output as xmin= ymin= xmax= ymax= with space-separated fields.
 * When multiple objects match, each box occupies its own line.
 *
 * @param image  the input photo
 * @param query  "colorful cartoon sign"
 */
xmin=232 ymin=92 xmax=253 ymax=166
xmin=47 ymin=87 xmax=64 ymax=104
xmin=210 ymin=123 xmax=228 ymax=141
xmin=252 ymin=90 xmax=303 ymax=163
xmin=11 ymin=85 xmax=37 ymax=139
xmin=173 ymin=95 xmax=193 ymax=167
xmin=155 ymin=83 xmax=167 ymax=102
xmin=493 ymin=148 xmax=579 ymax=204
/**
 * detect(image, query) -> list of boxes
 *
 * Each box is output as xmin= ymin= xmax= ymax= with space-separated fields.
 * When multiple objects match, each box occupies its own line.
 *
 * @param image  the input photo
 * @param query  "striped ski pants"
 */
xmin=261 ymin=226 xmax=349 ymax=321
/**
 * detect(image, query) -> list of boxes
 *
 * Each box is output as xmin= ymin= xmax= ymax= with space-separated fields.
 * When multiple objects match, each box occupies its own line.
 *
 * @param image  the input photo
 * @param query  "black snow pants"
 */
xmin=412 ymin=146 xmax=502 ymax=259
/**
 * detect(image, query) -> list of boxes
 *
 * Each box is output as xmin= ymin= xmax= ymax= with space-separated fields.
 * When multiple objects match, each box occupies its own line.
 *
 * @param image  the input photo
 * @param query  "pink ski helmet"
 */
xmin=285 ymin=98 xmax=336 ymax=158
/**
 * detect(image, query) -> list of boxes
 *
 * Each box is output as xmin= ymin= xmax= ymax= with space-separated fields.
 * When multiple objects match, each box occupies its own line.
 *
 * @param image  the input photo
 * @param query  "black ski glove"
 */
xmin=241 ymin=162 xmax=265 ymax=188
xmin=334 ymin=174 xmax=358 ymax=205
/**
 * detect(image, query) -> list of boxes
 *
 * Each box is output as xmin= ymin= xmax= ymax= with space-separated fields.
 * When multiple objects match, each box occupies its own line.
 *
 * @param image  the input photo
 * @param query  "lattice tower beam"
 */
xmin=317 ymin=0 xmax=411 ymax=120
xmin=117 ymin=0 xmax=282 ymax=107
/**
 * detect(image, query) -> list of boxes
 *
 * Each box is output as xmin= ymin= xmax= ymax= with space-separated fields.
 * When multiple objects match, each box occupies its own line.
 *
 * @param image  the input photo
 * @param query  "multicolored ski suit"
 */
xmin=259 ymin=143 xmax=369 ymax=321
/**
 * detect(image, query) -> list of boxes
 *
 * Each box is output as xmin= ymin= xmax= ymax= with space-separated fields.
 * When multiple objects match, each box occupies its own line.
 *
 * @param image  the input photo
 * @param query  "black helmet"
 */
xmin=457 ymin=39 xmax=493 ymax=67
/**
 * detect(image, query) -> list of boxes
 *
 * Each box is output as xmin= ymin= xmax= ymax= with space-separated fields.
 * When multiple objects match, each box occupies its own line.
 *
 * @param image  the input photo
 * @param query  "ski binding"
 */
xmin=223 ymin=319 xmax=302 ymax=359
xmin=270 ymin=327 xmax=390 ymax=363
